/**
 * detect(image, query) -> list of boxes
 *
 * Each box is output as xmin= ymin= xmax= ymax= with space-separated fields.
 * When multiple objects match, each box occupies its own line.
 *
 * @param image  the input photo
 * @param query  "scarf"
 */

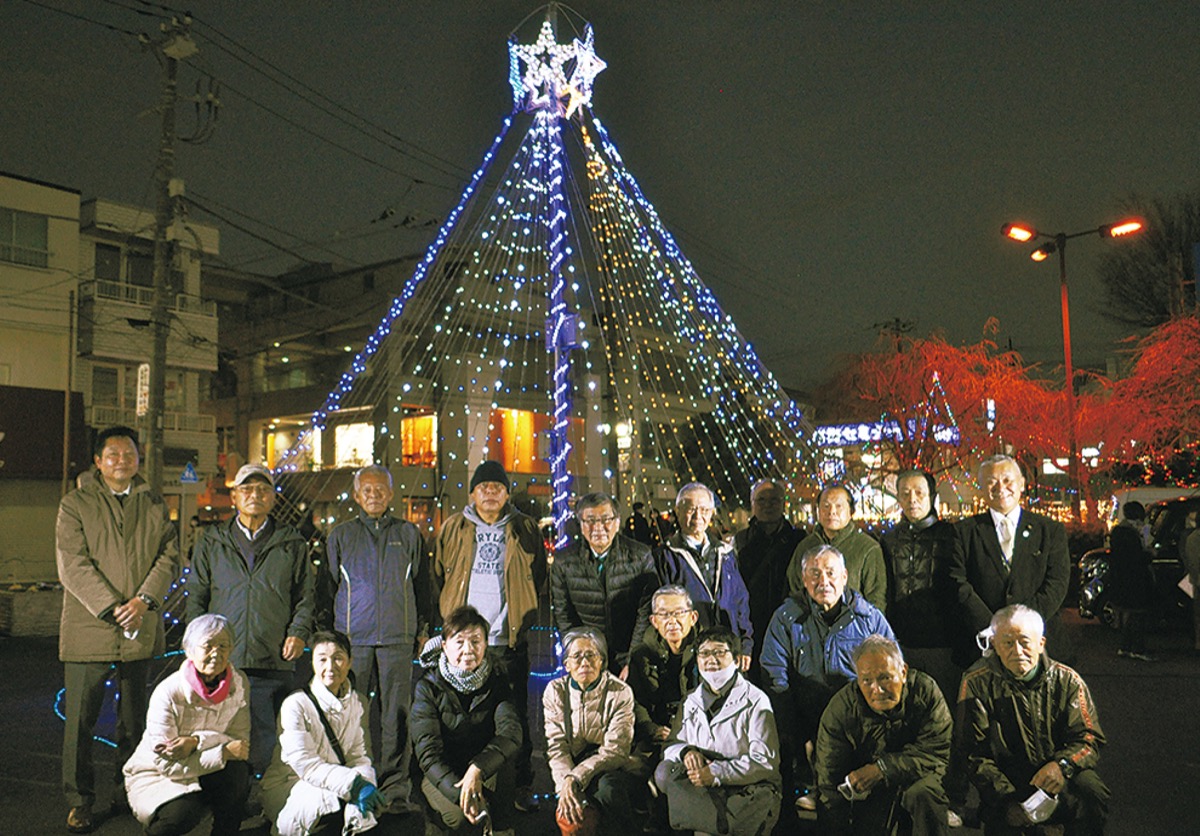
xmin=438 ymin=651 xmax=492 ymax=694
xmin=183 ymin=660 xmax=231 ymax=704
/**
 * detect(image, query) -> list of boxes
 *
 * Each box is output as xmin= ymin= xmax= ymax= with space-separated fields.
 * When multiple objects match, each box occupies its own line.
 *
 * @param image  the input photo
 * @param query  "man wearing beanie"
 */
xmin=433 ymin=460 xmax=547 ymax=811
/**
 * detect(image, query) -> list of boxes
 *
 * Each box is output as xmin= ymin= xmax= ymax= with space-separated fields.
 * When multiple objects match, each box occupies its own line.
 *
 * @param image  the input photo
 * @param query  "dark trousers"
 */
xmin=146 ymin=761 xmax=251 ymax=836
xmin=655 ymin=759 xmax=780 ymax=836
xmin=587 ymin=770 xmax=641 ymax=835
xmin=244 ymin=668 xmax=294 ymax=776
xmin=980 ymin=770 xmax=1109 ymax=836
xmin=819 ymin=774 xmax=950 ymax=836
xmin=491 ymin=644 xmax=534 ymax=788
xmin=62 ymin=659 xmax=148 ymax=807
xmin=1115 ymin=607 xmax=1149 ymax=654
xmin=352 ymin=644 xmax=414 ymax=798
xmin=421 ymin=762 xmax=516 ymax=830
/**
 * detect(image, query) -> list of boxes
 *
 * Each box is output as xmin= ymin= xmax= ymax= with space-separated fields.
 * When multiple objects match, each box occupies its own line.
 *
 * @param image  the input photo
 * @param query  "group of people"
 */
xmin=56 ymin=424 xmax=1110 ymax=835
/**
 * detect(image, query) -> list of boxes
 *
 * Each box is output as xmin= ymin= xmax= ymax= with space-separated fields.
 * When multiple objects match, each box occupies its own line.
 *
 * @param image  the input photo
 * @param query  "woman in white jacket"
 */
xmin=123 ymin=614 xmax=251 ymax=835
xmin=260 ymin=630 xmax=386 ymax=836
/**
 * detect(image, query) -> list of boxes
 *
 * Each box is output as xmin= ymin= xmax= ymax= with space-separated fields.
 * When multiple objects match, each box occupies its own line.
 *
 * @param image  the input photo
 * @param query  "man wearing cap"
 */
xmin=57 ymin=426 xmax=179 ymax=833
xmin=187 ymin=463 xmax=315 ymax=777
xmin=433 ymin=460 xmax=547 ymax=809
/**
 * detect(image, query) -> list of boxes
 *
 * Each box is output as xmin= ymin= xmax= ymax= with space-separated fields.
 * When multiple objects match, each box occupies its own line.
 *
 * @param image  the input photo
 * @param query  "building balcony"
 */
xmin=86 ymin=405 xmax=218 ymax=476
xmin=77 ymin=280 xmax=218 ymax=370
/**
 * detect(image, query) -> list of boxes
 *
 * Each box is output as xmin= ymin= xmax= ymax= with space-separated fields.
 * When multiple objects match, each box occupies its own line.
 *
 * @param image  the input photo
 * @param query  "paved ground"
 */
xmin=2 ymin=610 xmax=1197 ymax=834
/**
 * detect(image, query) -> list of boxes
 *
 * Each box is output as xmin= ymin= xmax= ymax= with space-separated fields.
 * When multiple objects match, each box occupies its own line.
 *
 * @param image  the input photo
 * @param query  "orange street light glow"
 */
xmin=1107 ymin=220 xmax=1143 ymax=237
xmin=1002 ymin=223 xmax=1036 ymax=242
xmin=1031 ymin=247 xmax=1052 ymax=262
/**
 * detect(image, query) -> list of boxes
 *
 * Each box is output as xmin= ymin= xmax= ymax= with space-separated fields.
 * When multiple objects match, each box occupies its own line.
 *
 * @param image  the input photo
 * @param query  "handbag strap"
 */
xmin=302 ymin=685 xmax=347 ymax=766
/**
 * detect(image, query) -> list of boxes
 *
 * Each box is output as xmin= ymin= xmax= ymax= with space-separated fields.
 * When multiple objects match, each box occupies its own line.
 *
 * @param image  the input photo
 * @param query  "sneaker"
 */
xmin=795 ymin=792 xmax=817 ymax=812
xmin=947 ymin=808 xmax=963 ymax=827
xmin=513 ymin=788 xmax=540 ymax=813
xmin=1129 ymin=651 xmax=1157 ymax=662
xmin=66 ymin=806 xmax=95 ymax=834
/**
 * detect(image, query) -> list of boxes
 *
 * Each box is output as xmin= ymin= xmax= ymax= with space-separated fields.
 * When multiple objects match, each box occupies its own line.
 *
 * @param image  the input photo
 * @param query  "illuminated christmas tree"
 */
xmin=274 ymin=14 xmax=815 ymax=545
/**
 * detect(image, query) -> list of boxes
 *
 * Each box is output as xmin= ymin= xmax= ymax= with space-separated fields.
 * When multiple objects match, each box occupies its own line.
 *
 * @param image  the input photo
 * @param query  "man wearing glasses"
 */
xmin=628 ymin=585 xmax=701 ymax=746
xmin=656 ymin=483 xmax=754 ymax=672
xmin=551 ymin=492 xmax=658 ymax=678
xmin=187 ymin=463 xmax=315 ymax=778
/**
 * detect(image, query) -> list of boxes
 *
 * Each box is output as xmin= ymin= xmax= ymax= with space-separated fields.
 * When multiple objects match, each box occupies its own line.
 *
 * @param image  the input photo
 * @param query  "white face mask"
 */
xmin=700 ymin=665 xmax=737 ymax=692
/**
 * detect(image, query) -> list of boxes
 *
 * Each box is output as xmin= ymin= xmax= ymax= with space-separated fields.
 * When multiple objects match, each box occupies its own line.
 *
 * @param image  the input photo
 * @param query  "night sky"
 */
xmin=5 ymin=1 xmax=1200 ymax=393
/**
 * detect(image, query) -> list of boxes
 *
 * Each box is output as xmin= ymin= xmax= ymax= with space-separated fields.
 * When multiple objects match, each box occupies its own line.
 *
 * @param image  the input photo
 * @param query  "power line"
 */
xmin=17 ymin=0 xmax=142 ymax=36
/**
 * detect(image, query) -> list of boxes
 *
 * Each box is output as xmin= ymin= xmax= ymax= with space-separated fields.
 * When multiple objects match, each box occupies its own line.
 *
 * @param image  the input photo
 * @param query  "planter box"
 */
xmin=0 ymin=587 xmax=63 ymax=637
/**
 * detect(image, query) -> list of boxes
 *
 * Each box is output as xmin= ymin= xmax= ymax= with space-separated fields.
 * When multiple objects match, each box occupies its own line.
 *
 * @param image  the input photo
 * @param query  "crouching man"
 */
xmin=655 ymin=626 xmax=780 ymax=836
xmin=959 ymin=605 xmax=1109 ymax=835
xmin=816 ymin=634 xmax=951 ymax=835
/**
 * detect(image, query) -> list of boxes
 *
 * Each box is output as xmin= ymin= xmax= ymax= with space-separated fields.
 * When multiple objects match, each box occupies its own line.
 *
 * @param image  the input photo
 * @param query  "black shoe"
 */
xmin=513 ymin=788 xmax=540 ymax=813
xmin=66 ymin=806 xmax=95 ymax=834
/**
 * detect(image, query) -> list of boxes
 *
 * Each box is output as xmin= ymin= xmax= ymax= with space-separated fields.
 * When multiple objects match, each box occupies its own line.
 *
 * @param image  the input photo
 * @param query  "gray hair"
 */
xmin=560 ymin=627 xmax=608 ymax=664
xmin=977 ymin=454 xmax=1020 ymax=483
xmin=353 ymin=464 xmax=393 ymax=491
xmin=675 ymin=482 xmax=715 ymax=509
xmin=182 ymin=614 xmax=233 ymax=655
xmin=991 ymin=604 xmax=1044 ymax=638
xmin=750 ymin=478 xmax=785 ymax=501
xmin=852 ymin=633 xmax=906 ymax=669
xmin=801 ymin=544 xmax=847 ymax=572
xmin=651 ymin=584 xmax=693 ymax=613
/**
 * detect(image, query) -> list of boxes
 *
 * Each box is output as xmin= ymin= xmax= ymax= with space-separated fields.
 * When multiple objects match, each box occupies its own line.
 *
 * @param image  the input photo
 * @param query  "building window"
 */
xmin=127 ymin=252 xmax=153 ymax=287
xmin=94 ymin=243 xmax=121 ymax=281
xmin=0 ymin=206 xmax=49 ymax=268
xmin=334 ymin=422 xmax=374 ymax=469
xmin=400 ymin=408 xmax=437 ymax=467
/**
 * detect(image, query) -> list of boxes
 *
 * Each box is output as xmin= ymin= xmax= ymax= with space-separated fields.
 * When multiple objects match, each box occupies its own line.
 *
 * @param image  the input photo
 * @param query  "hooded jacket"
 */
xmin=656 ymin=533 xmax=754 ymax=656
xmin=433 ymin=504 xmax=546 ymax=649
xmin=327 ymin=510 xmax=430 ymax=646
xmin=186 ymin=518 xmax=315 ymax=670
xmin=56 ymin=470 xmax=178 ymax=662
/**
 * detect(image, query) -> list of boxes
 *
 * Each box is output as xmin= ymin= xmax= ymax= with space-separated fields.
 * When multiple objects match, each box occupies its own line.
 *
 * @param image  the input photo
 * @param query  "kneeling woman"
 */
xmin=123 ymin=614 xmax=251 ymax=836
xmin=544 ymin=627 xmax=642 ymax=836
xmin=410 ymin=605 xmax=522 ymax=834
xmin=261 ymin=630 xmax=387 ymax=836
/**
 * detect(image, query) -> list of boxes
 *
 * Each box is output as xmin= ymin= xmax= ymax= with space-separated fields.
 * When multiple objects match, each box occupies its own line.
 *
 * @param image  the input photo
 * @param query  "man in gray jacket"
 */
xmin=187 ymin=463 xmax=314 ymax=777
xmin=326 ymin=464 xmax=430 ymax=811
xmin=57 ymin=426 xmax=178 ymax=833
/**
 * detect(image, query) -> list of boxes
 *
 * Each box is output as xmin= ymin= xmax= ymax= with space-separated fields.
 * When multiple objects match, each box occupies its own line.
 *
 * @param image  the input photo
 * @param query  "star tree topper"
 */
xmin=509 ymin=19 xmax=606 ymax=117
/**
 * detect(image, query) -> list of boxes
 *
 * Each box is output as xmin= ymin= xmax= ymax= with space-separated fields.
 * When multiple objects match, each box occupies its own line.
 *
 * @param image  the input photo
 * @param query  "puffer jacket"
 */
xmin=186 ymin=519 xmax=315 ymax=671
xmin=880 ymin=513 xmax=956 ymax=648
xmin=788 ymin=525 xmax=887 ymax=613
xmin=433 ymin=506 xmax=546 ymax=649
xmin=327 ymin=511 xmax=429 ymax=646
xmin=260 ymin=679 xmax=377 ymax=836
xmin=409 ymin=648 xmax=522 ymax=805
xmin=663 ymin=673 xmax=780 ymax=787
xmin=656 ymin=533 xmax=754 ymax=656
xmin=123 ymin=664 xmax=251 ymax=824
xmin=543 ymin=671 xmax=638 ymax=793
xmin=550 ymin=534 xmax=657 ymax=667
xmin=957 ymin=652 xmax=1105 ymax=806
xmin=627 ymin=625 xmax=699 ymax=739
xmin=760 ymin=589 xmax=894 ymax=708
xmin=56 ymin=470 xmax=178 ymax=662
xmin=816 ymin=667 xmax=951 ymax=819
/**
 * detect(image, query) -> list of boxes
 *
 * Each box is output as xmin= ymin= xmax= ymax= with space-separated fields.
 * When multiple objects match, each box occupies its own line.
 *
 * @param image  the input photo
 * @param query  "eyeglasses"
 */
xmin=697 ymin=649 xmax=733 ymax=660
xmin=566 ymin=651 xmax=602 ymax=664
xmin=652 ymin=609 xmax=694 ymax=622
xmin=579 ymin=515 xmax=618 ymax=528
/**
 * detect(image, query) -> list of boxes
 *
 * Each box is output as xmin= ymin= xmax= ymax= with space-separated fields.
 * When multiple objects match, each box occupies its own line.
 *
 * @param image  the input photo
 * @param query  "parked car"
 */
xmin=1079 ymin=496 xmax=1200 ymax=627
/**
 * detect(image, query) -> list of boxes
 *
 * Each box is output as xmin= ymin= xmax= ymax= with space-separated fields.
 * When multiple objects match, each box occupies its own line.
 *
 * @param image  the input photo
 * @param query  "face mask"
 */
xmin=700 ymin=665 xmax=737 ymax=692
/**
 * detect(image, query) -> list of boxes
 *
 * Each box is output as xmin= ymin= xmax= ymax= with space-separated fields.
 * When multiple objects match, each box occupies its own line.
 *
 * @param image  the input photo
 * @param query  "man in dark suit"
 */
xmin=948 ymin=455 xmax=1070 ymax=666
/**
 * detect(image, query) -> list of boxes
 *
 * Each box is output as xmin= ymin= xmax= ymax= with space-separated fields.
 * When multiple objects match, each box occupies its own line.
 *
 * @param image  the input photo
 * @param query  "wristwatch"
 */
xmin=137 ymin=593 xmax=159 ymax=612
xmin=1056 ymin=758 xmax=1077 ymax=780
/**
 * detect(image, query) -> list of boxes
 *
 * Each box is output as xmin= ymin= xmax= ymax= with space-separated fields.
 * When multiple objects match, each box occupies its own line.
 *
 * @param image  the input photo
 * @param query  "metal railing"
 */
xmin=81 ymin=280 xmax=216 ymax=317
xmin=88 ymin=405 xmax=216 ymax=433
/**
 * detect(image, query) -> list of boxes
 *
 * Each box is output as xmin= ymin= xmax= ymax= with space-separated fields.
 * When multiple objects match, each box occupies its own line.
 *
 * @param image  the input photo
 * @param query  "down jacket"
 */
xmin=327 ymin=510 xmax=430 ymax=646
xmin=409 ymin=653 xmax=522 ymax=805
xmin=56 ymin=470 xmax=178 ymax=662
xmin=879 ymin=512 xmax=957 ymax=648
xmin=815 ymin=667 xmax=951 ymax=818
xmin=760 ymin=590 xmax=894 ymax=722
xmin=663 ymin=673 xmax=780 ymax=787
xmin=958 ymin=652 xmax=1105 ymax=807
xmin=260 ymin=679 xmax=377 ymax=836
xmin=123 ymin=665 xmax=251 ymax=824
xmin=550 ymin=533 xmax=657 ymax=668
xmin=656 ymin=533 xmax=754 ymax=657
xmin=543 ymin=671 xmax=639 ymax=793
xmin=433 ymin=506 xmax=547 ymax=649
xmin=186 ymin=519 xmax=315 ymax=671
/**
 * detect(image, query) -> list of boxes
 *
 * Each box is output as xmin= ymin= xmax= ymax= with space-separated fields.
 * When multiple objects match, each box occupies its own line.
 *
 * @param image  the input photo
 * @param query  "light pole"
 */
xmin=1001 ymin=219 xmax=1143 ymax=521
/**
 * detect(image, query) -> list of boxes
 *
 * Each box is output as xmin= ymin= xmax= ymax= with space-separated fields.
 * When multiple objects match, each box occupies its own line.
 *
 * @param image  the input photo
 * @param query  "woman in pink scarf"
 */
xmin=123 ymin=613 xmax=251 ymax=835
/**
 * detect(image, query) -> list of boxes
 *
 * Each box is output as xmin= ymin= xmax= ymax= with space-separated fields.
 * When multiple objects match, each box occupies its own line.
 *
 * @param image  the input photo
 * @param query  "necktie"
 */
xmin=998 ymin=517 xmax=1014 ymax=567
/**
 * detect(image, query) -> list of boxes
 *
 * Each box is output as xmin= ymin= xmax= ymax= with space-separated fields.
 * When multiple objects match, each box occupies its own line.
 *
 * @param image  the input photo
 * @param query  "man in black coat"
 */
xmin=948 ymin=455 xmax=1070 ymax=666
xmin=550 ymin=492 xmax=658 ymax=676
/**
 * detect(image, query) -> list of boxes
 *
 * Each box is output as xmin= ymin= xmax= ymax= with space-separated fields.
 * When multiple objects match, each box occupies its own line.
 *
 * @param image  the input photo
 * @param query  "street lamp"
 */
xmin=1001 ymin=218 xmax=1143 ymax=521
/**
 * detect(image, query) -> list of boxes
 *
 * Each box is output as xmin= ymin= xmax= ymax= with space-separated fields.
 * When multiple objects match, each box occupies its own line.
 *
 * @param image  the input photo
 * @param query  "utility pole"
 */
xmin=145 ymin=17 xmax=197 ymax=494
